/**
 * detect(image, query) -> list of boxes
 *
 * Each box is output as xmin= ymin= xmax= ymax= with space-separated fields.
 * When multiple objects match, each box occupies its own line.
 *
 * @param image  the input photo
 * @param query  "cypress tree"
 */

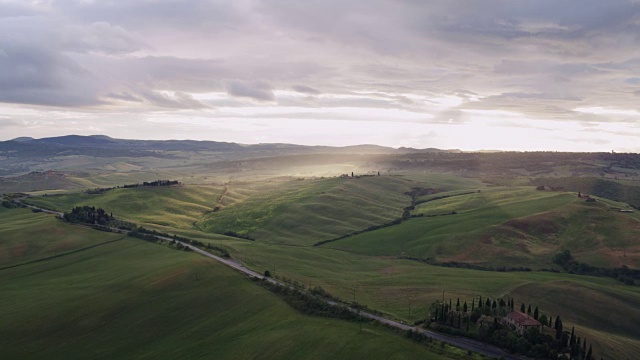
xmin=492 ymin=300 xmax=497 ymax=310
xmin=520 ymin=303 xmax=525 ymax=312
xmin=571 ymin=342 xmax=578 ymax=358
xmin=570 ymin=326 xmax=575 ymax=346
xmin=485 ymin=297 xmax=491 ymax=308
xmin=450 ymin=306 xmax=454 ymax=326
xmin=463 ymin=301 xmax=468 ymax=313
xmin=586 ymin=345 xmax=592 ymax=360
xmin=555 ymin=318 xmax=563 ymax=340
xmin=533 ymin=306 xmax=539 ymax=320
xmin=471 ymin=299 xmax=475 ymax=311
xmin=577 ymin=337 xmax=582 ymax=357
xmin=456 ymin=297 xmax=460 ymax=311
xmin=527 ymin=304 xmax=531 ymax=315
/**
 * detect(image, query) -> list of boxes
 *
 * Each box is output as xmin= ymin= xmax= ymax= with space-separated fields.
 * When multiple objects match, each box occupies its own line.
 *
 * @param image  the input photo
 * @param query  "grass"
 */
xmin=199 ymin=175 xmax=491 ymax=245
xmin=25 ymin=185 xmax=224 ymax=231
xmin=0 ymin=171 xmax=82 ymax=193
xmin=67 ymin=171 xmax=164 ymax=188
xmin=325 ymin=188 xmax=576 ymax=264
xmin=0 ymin=208 xmax=122 ymax=269
xmin=12 ymin=174 xmax=640 ymax=359
xmin=169 ymin=176 xmax=416 ymax=245
xmin=392 ymin=172 xmax=487 ymax=190
xmin=218 ymin=240 xmax=640 ymax=360
xmin=0 ymin=209 xmax=473 ymax=360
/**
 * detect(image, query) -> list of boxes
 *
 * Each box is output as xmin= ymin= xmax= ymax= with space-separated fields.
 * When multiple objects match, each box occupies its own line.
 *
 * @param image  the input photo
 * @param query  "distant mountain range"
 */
xmin=2 ymin=135 xmax=457 ymax=155
xmin=0 ymin=135 xmax=460 ymax=178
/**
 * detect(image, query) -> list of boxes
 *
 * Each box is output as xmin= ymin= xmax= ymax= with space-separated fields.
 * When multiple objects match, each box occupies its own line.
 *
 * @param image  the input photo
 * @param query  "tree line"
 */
xmin=85 ymin=180 xmax=181 ymax=194
xmin=553 ymin=250 xmax=639 ymax=285
xmin=402 ymin=256 xmax=532 ymax=272
xmin=256 ymin=278 xmax=366 ymax=322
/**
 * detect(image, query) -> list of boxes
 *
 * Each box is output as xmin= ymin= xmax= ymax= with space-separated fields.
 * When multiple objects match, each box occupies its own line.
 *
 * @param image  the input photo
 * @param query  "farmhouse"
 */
xmin=503 ymin=311 xmax=542 ymax=334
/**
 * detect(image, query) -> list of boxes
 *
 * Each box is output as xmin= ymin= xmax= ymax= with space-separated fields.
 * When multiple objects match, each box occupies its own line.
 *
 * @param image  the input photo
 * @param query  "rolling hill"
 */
xmin=0 ymin=208 xmax=464 ymax=360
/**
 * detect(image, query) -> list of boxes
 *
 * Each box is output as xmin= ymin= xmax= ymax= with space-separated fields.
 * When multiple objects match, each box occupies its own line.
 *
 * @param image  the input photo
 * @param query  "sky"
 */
xmin=1 ymin=0 xmax=640 ymax=151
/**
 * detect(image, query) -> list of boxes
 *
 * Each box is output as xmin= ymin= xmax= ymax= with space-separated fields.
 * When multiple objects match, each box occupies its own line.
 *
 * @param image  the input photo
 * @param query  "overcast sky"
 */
xmin=1 ymin=0 xmax=640 ymax=151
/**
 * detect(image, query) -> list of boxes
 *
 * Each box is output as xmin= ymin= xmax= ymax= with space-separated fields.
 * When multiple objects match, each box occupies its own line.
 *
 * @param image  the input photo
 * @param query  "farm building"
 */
xmin=502 ymin=311 xmax=542 ymax=335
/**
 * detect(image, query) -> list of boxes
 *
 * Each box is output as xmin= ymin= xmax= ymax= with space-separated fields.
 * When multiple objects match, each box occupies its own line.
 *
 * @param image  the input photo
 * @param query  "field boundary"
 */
xmin=0 ymin=237 xmax=125 ymax=271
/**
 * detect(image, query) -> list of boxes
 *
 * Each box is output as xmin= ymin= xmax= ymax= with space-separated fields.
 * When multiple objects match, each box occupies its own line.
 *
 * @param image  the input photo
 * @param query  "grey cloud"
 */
xmin=0 ymin=2 xmax=42 ymax=19
xmin=55 ymin=0 xmax=245 ymax=31
xmin=293 ymin=85 xmax=320 ymax=95
xmin=60 ymin=22 xmax=145 ymax=55
xmin=120 ymin=56 xmax=231 ymax=92
xmin=106 ymin=92 xmax=143 ymax=103
xmin=1 ymin=0 xmax=639 ymax=133
xmin=429 ymin=110 xmax=470 ymax=125
xmin=226 ymin=80 xmax=275 ymax=101
xmin=0 ymin=42 xmax=104 ymax=106
xmin=137 ymin=90 xmax=208 ymax=109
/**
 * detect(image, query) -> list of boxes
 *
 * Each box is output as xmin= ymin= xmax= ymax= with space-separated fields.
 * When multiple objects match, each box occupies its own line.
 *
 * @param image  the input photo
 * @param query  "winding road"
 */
xmin=16 ymin=197 xmax=525 ymax=360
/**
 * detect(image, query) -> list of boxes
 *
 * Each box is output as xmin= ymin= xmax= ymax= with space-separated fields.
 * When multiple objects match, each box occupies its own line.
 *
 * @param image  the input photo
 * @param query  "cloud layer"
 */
xmin=1 ymin=0 xmax=640 ymax=150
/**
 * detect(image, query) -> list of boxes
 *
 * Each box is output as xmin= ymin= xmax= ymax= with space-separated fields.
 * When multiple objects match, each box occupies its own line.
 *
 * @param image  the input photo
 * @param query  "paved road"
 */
xmin=18 ymin=197 xmax=525 ymax=360
xmin=14 ymin=197 xmax=64 ymax=217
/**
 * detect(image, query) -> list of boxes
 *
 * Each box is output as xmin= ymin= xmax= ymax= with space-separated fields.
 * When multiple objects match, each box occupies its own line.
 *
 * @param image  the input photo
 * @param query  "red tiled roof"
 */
xmin=506 ymin=311 xmax=541 ymax=327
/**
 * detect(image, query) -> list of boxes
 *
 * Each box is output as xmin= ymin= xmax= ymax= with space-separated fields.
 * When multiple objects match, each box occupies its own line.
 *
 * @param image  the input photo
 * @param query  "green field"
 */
xmin=0 ymin=209 xmax=475 ymax=360
xmin=200 ymin=176 xmax=415 ymax=245
xmin=219 ymin=241 xmax=640 ymax=359
xmin=0 ymin=208 xmax=122 ymax=269
xmin=323 ymin=186 xmax=640 ymax=268
xmin=26 ymin=185 xmax=225 ymax=232
xmin=14 ymin=174 xmax=640 ymax=359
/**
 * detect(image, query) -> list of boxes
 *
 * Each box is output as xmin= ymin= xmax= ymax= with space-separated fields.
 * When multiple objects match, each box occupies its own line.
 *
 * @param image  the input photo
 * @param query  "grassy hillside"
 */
xmin=15 ymin=175 xmax=640 ymax=359
xmin=67 ymin=171 xmax=164 ymax=188
xmin=532 ymin=176 xmax=640 ymax=209
xmin=0 ymin=209 xmax=467 ymax=360
xmin=0 ymin=207 xmax=123 ymax=269
xmin=26 ymin=185 xmax=224 ymax=231
xmin=219 ymin=241 xmax=640 ymax=360
xmin=179 ymin=176 xmax=416 ymax=245
xmin=325 ymin=187 xmax=576 ymax=264
xmin=23 ymin=174 xmax=485 ymax=246
xmin=0 ymin=171 xmax=83 ymax=193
